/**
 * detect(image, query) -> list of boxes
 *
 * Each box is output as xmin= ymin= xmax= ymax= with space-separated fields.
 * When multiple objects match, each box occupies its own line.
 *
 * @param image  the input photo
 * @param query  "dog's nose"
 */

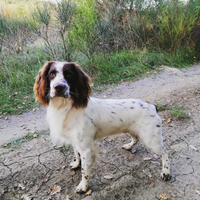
xmin=54 ymin=83 xmax=67 ymax=93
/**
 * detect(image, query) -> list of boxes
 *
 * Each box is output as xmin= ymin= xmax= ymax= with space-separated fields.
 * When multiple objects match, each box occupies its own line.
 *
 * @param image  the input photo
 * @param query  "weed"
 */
xmin=60 ymin=144 xmax=73 ymax=155
xmin=170 ymin=106 xmax=190 ymax=120
xmin=3 ymin=130 xmax=48 ymax=150
xmin=156 ymin=104 xmax=169 ymax=111
xmin=156 ymin=104 xmax=190 ymax=121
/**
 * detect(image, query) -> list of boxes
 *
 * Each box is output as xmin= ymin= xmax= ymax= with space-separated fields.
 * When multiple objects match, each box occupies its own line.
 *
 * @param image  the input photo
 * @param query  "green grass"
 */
xmin=170 ymin=106 xmax=190 ymax=120
xmin=0 ymin=48 xmax=194 ymax=115
xmin=156 ymin=103 xmax=190 ymax=120
xmin=0 ymin=47 xmax=48 ymax=114
xmin=83 ymin=50 xmax=192 ymax=86
xmin=156 ymin=104 xmax=169 ymax=111
xmin=3 ymin=130 xmax=48 ymax=150
xmin=59 ymin=144 xmax=73 ymax=155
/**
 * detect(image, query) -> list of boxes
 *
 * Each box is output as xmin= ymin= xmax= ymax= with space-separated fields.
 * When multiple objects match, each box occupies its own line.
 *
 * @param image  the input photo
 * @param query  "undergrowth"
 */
xmin=0 ymin=0 xmax=199 ymax=115
xmin=0 ymin=49 xmax=193 ymax=115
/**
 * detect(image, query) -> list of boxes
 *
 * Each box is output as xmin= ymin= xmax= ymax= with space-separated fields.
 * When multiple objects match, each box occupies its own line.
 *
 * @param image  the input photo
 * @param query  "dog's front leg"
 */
xmin=70 ymin=148 xmax=80 ymax=169
xmin=76 ymin=148 xmax=94 ymax=193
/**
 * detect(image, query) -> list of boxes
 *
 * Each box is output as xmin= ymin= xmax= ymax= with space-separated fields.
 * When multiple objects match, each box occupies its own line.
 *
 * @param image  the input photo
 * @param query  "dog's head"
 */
xmin=34 ymin=61 xmax=91 ymax=108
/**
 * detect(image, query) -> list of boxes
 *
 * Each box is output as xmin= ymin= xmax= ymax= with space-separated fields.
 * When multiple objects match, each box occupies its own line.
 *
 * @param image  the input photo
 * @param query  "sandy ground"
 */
xmin=0 ymin=65 xmax=200 ymax=200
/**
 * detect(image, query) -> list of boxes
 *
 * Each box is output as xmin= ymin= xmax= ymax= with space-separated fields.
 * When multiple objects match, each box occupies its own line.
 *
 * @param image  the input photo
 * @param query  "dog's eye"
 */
xmin=50 ymin=72 xmax=56 ymax=79
xmin=66 ymin=73 xmax=73 ymax=82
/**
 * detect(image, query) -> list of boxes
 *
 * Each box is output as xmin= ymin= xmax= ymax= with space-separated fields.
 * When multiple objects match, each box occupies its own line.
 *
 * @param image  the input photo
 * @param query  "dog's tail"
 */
xmin=146 ymin=100 xmax=158 ymax=113
xmin=154 ymin=104 xmax=158 ymax=113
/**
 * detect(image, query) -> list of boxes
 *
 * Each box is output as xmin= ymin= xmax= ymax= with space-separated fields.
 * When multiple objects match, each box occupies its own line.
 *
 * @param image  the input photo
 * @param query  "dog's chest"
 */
xmin=46 ymin=104 xmax=73 ymax=142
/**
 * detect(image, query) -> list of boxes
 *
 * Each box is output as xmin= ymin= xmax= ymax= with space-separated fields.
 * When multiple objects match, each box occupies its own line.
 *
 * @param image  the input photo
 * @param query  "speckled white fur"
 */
xmin=47 ymin=96 xmax=171 ymax=193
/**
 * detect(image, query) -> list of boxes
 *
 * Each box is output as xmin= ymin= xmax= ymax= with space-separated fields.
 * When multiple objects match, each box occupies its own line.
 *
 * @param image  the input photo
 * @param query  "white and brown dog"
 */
xmin=34 ymin=61 xmax=171 ymax=193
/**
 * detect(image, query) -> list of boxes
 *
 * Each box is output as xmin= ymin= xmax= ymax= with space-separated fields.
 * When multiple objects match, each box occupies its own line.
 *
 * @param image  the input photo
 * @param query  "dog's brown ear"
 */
xmin=34 ymin=62 xmax=54 ymax=106
xmin=68 ymin=63 xmax=91 ymax=108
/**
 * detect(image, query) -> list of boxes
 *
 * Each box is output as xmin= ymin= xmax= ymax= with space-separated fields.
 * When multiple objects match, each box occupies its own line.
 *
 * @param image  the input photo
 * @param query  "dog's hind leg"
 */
xmin=148 ymin=143 xmax=171 ymax=181
xmin=70 ymin=148 xmax=81 ymax=169
xmin=141 ymin=124 xmax=171 ymax=181
xmin=122 ymin=135 xmax=138 ymax=150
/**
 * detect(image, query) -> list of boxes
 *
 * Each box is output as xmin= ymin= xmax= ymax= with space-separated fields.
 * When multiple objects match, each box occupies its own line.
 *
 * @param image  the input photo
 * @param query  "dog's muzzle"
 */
xmin=54 ymin=83 xmax=69 ymax=98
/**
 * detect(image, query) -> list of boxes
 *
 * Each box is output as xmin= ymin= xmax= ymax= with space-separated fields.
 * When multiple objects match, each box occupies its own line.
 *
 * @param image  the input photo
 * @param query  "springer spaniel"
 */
xmin=34 ymin=61 xmax=171 ymax=193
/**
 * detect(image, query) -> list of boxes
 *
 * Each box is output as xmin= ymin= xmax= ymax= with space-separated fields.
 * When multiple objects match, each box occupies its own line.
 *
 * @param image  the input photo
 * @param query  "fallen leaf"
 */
xmin=24 ymin=96 xmax=29 ymax=99
xmin=159 ymin=193 xmax=168 ymax=199
xmin=166 ymin=118 xmax=171 ymax=123
xmin=104 ymin=175 xmax=113 ymax=180
xmin=196 ymin=190 xmax=200 ymax=196
xmin=143 ymin=157 xmax=152 ymax=161
xmin=150 ymin=179 xmax=154 ymax=187
xmin=42 ymin=178 xmax=48 ymax=183
xmin=85 ymin=189 xmax=92 ymax=195
xmin=50 ymin=185 xmax=61 ymax=195
xmin=162 ymin=84 xmax=165 ymax=86
xmin=153 ymin=154 xmax=159 ymax=159
xmin=189 ymin=145 xmax=198 ymax=151
xmin=21 ymin=194 xmax=31 ymax=200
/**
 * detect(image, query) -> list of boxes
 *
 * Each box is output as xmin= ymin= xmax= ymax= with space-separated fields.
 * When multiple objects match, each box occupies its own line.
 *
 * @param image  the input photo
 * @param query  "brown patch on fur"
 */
xmin=33 ymin=62 xmax=54 ymax=106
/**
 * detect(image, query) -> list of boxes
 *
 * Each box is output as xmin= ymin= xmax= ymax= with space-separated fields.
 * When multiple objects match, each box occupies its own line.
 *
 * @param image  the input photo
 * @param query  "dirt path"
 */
xmin=0 ymin=65 xmax=200 ymax=200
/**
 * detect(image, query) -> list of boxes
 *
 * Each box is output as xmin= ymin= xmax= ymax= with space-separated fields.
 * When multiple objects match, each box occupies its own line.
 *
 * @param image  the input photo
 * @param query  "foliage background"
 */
xmin=0 ymin=0 xmax=200 ymax=114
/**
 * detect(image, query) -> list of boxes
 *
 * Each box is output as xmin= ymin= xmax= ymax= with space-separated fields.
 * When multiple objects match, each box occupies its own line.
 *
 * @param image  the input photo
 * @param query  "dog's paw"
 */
xmin=161 ymin=170 xmax=171 ymax=181
xmin=76 ymin=181 xmax=88 ymax=193
xmin=122 ymin=143 xmax=133 ymax=150
xmin=70 ymin=161 xmax=80 ymax=169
